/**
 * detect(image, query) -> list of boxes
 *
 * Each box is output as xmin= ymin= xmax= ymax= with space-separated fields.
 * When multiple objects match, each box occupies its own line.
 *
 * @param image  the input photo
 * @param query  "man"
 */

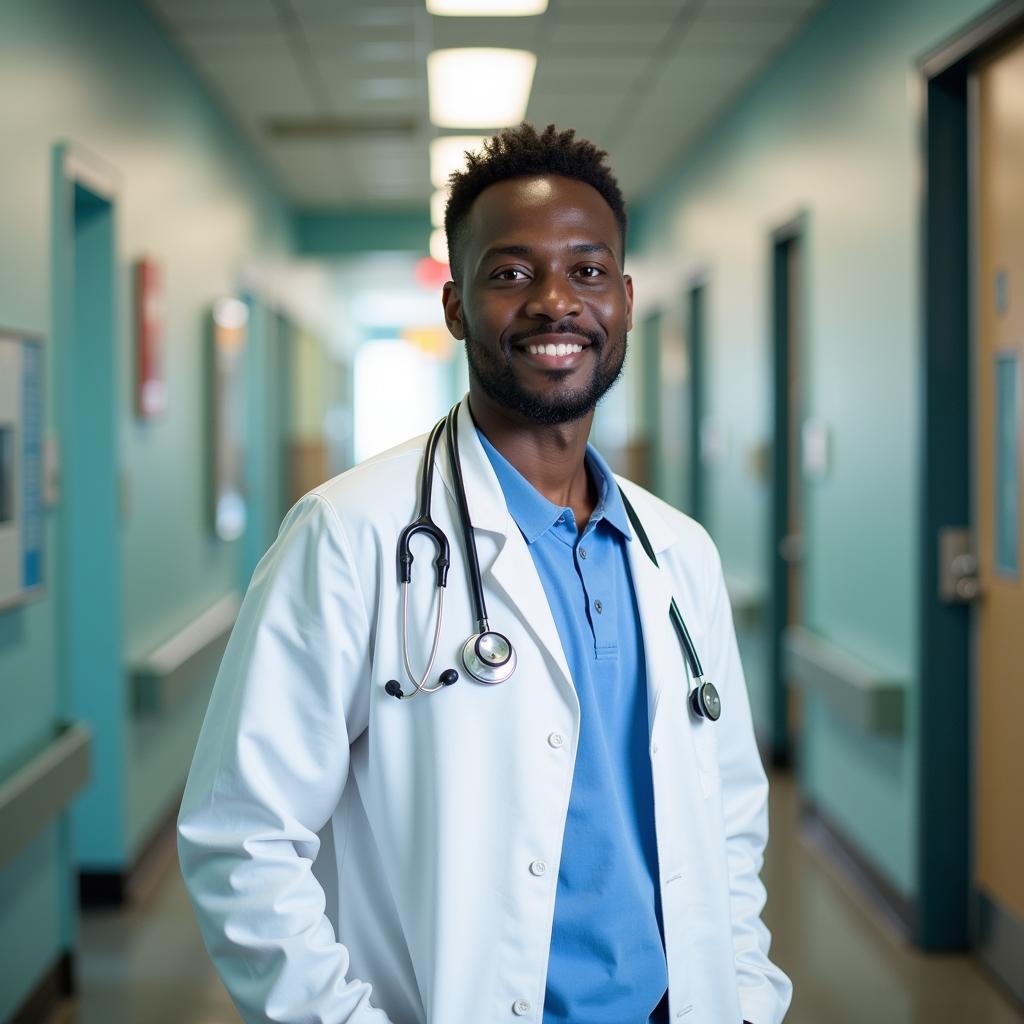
xmin=178 ymin=123 xmax=792 ymax=1024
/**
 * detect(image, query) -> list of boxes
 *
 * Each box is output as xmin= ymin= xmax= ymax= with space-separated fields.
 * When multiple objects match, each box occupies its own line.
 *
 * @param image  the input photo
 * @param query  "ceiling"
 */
xmin=142 ymin=0 xmax=824 ymax=209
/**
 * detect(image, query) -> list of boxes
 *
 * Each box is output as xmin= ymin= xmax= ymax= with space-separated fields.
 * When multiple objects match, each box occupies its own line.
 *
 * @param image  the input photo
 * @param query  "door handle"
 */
xmin=938 ymin=527 xmax=981 ymax=603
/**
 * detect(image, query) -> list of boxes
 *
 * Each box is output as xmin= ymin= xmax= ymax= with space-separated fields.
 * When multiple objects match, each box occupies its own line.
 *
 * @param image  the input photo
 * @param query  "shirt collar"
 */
xmin=476 ymin=427 xmax=633 ymax=545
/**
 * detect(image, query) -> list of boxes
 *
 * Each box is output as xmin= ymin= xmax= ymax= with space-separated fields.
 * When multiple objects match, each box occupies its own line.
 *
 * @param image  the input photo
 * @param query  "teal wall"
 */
xmin=296 ymin=209 xmax=432 ymax=255
xmin=0 ymin=0 xmax=293 ymax=1016
xmin=633 ymin=0 xmax=996 ymax=898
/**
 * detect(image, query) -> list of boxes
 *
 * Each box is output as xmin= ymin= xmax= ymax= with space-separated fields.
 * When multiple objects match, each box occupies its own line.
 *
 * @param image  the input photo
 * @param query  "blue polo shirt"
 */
xmin=477 ymin=429 xmax=668 ymax=1024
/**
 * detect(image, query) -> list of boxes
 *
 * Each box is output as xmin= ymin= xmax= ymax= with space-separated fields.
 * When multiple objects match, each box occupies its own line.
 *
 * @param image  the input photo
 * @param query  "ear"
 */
xmin=623 ymin=274 xmax=634 ymax=333
xmin=442 ymin=279 xmax=465 ymax=340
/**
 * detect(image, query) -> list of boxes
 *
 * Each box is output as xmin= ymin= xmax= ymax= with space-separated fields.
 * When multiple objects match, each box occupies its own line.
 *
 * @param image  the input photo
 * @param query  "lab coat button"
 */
xmin=652 ymin=742 xmax=659 ymax=754
xmin=513 ymin=998 xmax=531 ymax=1015
xmin=547 ymin=732 xmax=564 ymax=748
xmin=529 ymin=859 xmax=547 ymax=876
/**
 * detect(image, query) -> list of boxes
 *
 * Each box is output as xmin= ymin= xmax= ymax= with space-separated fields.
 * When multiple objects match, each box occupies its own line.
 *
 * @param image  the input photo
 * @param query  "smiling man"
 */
xmin=178 ymin=124 xmax=792 ymax=1024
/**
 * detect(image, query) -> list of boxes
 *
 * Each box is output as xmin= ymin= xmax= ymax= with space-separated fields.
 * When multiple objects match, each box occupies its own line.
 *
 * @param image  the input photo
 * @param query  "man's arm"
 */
xmin=703 ymin=538 xmax=793 ymax=1024
xmin=177 ymin=494 xmax=393 ymax=1024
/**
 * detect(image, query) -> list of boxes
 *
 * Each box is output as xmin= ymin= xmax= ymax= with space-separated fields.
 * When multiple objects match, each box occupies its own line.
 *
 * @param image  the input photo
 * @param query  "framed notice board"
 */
xmin=0 ymin=328 xmax=44 ymax=611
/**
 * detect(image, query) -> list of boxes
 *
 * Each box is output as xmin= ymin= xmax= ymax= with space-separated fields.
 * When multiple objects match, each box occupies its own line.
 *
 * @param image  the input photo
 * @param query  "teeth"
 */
xmin=525 ymin=342 xmax=584 ymax=356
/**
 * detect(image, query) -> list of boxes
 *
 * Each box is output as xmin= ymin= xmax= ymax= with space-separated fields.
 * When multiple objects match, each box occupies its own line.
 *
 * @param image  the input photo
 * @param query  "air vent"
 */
xmin=264 ymin=116 xmax=419 ymax=140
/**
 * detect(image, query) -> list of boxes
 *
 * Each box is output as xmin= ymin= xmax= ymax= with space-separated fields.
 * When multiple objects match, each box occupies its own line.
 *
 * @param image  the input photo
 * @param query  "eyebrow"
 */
xmin=480 ymin=241 xmax=618 ymax=262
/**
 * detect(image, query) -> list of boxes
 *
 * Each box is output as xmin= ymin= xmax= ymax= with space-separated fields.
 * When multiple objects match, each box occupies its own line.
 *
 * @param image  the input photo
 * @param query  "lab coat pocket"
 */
xmin=691 ymin=719 xmax=721 ymax=799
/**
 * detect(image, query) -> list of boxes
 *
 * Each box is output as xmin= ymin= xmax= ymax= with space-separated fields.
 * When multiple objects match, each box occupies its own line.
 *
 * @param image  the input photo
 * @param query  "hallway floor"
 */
xmin=50 ymin=771 xmax=1023 ymax=1024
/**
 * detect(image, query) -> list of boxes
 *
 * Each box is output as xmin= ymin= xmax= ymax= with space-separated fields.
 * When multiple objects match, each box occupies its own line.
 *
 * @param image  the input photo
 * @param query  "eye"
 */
xmin=575 ymin=265 xmax=605 ymax=279
xmin=491 ymin=267 xmax=529 ymax=282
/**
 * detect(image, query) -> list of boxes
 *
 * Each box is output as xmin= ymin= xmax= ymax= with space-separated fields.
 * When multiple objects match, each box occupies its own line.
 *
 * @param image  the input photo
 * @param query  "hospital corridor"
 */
xmin=1 ymin=0 xmax=1023 ymax=1022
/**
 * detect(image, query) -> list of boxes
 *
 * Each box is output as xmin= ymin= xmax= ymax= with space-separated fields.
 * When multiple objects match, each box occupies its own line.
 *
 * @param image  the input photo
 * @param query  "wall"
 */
xmin=631 ymin=0 xmax=996 ymax=899
xmin=0 ymin=0 xmax=293 ymax=1016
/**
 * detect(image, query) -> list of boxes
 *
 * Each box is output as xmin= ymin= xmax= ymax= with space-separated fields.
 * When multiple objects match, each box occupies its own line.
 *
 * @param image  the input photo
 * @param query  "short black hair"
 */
xmin=443 ymin=122 xmax=627 ymax=280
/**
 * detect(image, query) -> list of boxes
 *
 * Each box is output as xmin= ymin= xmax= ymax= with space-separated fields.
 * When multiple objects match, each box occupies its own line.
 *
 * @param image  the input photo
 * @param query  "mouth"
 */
xmin=513 ymin=333 xmax=593 ymax=370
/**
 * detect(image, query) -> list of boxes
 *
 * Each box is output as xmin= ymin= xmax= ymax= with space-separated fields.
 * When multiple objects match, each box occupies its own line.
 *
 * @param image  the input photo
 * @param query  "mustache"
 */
xmin=507 ymin=323 xmax=602 ymax=348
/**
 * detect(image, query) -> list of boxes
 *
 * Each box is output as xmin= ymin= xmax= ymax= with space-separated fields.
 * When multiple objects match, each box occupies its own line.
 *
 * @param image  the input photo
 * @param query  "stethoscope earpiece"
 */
xmin=387 ymin=667 xmax=460 ymax=699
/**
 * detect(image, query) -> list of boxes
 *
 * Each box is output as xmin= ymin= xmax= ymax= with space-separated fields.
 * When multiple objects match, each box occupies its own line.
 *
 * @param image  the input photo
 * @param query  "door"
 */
xmin=58 ymin=170 xmax=124 ymax=869
xmin=973 ymin=33 xmax=1024 ymax=999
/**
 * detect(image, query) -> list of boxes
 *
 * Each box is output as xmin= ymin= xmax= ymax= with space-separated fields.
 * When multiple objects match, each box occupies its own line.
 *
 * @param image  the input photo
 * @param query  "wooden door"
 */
xmin=974 ymin=34 xmax=1024 ymax=928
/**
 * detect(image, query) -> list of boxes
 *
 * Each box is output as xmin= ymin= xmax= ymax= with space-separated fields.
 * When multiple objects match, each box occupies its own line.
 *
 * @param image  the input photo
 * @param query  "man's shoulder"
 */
xmin=613 ymin=473 xmax=718 ymax=563
xmin=308 ymin=431 xmax=429 ymax=521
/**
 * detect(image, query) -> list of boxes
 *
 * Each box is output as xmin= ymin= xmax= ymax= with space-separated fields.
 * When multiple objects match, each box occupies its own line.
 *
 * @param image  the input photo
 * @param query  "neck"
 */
xmin=467 ymin=385 xmax=597 ymax=527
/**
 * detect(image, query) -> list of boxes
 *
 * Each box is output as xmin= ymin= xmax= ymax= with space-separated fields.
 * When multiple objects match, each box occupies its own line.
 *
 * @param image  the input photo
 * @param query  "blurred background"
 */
xmin=1 ymin=0 xmax=1023 ymax=1021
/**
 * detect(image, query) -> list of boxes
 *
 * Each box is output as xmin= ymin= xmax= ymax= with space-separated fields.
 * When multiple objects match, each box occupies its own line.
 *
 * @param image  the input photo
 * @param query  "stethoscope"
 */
xmin=384 ymin=401 xmax=722 ymax=723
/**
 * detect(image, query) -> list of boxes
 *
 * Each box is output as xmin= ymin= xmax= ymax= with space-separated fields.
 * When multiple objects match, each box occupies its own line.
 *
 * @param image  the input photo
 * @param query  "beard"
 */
xmin=463 ymin=321 xmax=628 ymax=426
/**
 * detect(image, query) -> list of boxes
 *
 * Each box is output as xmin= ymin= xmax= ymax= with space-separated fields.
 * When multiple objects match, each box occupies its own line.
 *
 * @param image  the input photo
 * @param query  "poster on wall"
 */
xmin=135 ymin=257 xmax=166 ymax=419
xmin=0 ymin=329 xmax=44 ymax=611
xmin=209 ymin=298 xmax=248 ymax=542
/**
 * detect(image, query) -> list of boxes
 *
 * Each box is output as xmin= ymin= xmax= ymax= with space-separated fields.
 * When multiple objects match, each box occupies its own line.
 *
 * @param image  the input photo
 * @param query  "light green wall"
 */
xmin=634 ymin=0 xmax=996 ymax=897
xmin=0 ymin=0 xmax=293 ymax=1015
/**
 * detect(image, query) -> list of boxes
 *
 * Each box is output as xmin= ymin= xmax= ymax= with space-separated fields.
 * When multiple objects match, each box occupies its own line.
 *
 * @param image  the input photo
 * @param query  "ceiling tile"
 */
xmin=197 ymin=54 xmax=318 ymax=116
xmin=144 ymin=0 xmax=827 ymax=207
xmin=677 ymin=13 xmax=803 ymax=51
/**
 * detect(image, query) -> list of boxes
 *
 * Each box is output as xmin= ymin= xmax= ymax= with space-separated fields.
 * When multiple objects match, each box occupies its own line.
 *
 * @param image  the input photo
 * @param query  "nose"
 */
xmin=523 ymin=269 xmax=582 ymax=322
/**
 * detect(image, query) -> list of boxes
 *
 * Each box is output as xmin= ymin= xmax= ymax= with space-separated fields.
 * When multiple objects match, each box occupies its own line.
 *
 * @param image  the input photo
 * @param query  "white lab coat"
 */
xmin=177 ymin=403 xmax=792 ymax=1024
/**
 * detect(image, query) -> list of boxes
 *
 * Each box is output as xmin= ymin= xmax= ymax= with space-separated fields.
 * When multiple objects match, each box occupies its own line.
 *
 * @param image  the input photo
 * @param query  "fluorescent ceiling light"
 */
xmin=427 ymin=0 xmax=548 ymax=14
xmin=429 ymin=228 xmax=450 ymax=265
xmin=429 ymin=135 xmax=486 ymax=189
xmin=428 ymin=48 xmax=536 ymax=129
xmin=431 ymin=189 xmax=449 ymax=228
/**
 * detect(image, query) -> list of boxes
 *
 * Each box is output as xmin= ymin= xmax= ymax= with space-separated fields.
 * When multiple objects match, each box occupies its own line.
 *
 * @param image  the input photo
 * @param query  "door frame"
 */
xmin=767 ymin=211 xmax=807 ymax=768
xmin=917 ymin=0 xmax=1024 ymax=953
xmin=50 ymin=141 xmax=124 ymax=866
xmin=685 ymin=271 xmax=709 ymax=524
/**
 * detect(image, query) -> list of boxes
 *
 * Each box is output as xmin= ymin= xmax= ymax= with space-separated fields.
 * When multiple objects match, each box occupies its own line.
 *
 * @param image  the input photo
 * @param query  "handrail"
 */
xmin=131 ymin=593 xmax=240 ymax=714
xmin=0 ymin=722 xmax=92 ymax=869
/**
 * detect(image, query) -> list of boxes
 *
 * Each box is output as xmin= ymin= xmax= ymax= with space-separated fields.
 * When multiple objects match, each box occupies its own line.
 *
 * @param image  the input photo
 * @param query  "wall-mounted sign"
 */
xmin=135 ymin=258 xmax=166 ymax=419
xmin=0 ymin=329 xmax=44 ymax=611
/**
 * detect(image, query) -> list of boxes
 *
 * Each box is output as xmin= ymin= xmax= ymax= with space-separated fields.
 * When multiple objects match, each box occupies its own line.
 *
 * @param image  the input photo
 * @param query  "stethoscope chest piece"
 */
xmin=690 ymin=679 xmax=722 ymax=722
xmin=462 ymin=630 xmax=517 ymax=684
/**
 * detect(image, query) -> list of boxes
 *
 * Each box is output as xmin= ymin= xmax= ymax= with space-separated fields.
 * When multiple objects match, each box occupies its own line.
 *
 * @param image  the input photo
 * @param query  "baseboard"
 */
xmin=974 ymin=890 xmax=1024 ymax=1009
xmin=78 ymin=791 xmax=182 ymax=908
xmin=8 ymin=950 xmax=74 ymax=1024
xmin=799 ymin=797 xmax=915 ymax=939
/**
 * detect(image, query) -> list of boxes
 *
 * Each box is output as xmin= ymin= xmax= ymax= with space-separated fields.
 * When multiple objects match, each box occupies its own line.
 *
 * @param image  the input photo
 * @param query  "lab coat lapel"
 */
xmin=437 ymin=399 xmax=577 ymax=708
xmin=618 ymin=479 xmax=684 ymax=740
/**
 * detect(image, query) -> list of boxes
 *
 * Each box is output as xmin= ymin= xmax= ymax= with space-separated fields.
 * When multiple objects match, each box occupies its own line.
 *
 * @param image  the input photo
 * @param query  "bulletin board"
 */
xmin=0 ymin=329 xmax=44 ymax=611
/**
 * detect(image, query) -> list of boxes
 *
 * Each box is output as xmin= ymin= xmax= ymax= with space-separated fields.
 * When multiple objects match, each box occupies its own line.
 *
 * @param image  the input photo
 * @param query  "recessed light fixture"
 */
xmin=429 ymin=135 xmax=487 ymax=189
xmin=427 ymin=0 xmax=547 ymax=13
xmin=427 ymin=48 xmax=536 ymax=129
xmin=431 ymin=189 xmax=449 ymax=228
xmin=429 ymin=228 xmax=450 ymax=265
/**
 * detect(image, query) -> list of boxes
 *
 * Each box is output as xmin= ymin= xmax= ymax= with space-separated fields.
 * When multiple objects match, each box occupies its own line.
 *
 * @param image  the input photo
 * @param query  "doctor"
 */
xmin=178 ymin=122 xmax=792 ymax=1024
